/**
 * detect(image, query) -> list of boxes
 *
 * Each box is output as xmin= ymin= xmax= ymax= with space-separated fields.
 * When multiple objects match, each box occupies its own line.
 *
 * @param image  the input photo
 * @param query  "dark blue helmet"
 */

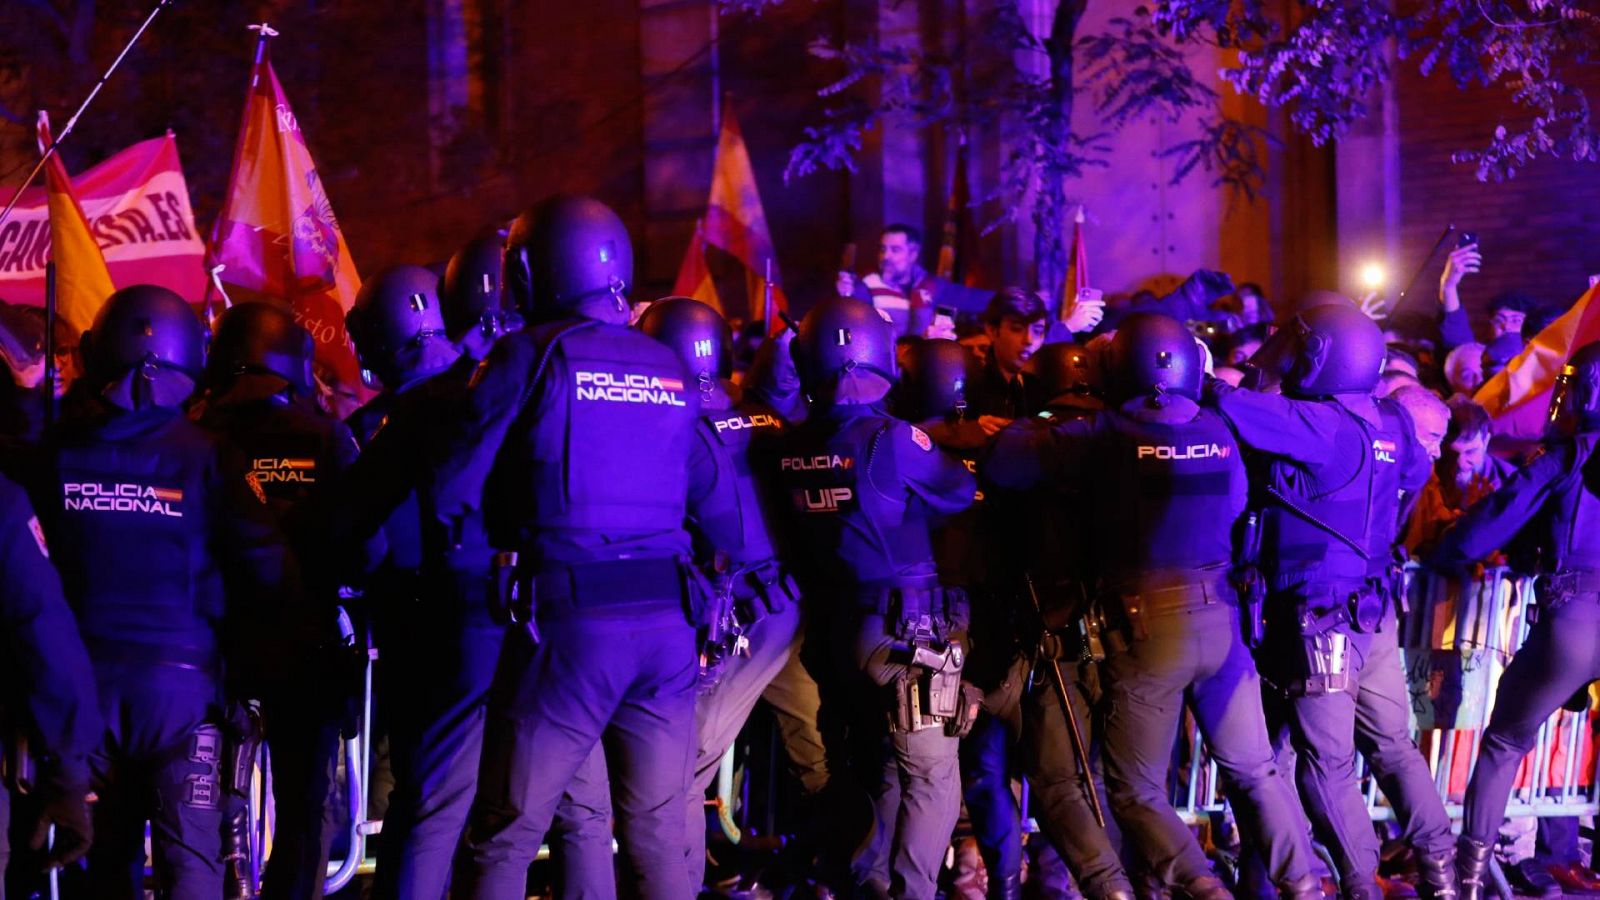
xmin=84 ymin=284 xmax=206 ymax=385
xmin=1105 ymin=312 xmax=1200 ymax=402
xmin=346 ymin=265 xmax=453 ymax=388
xmin=791 ymin=297 xmax=897 ymax=395
xmin=208 ymin=301 xmax=315 ymax=396
xmin=895 ymin=338 xmax=971 ymax=422
xmin=1036 ymin=341 xmax=1101 ymax=400
xmin=1284 ymin=301 xmax=1384 ymax=397
xmin=1549 ymin=341 xmax=1600 ymax=436
xmin=505 ymin=195 xmax=633 ymax=322
xmin=637 ymin=297 xmax=732 ymax=383
xmin=440 ymin=235 xmax=518 ymax=342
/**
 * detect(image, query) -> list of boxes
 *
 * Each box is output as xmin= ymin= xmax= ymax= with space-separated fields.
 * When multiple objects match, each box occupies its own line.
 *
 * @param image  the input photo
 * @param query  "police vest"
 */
xmin=1264 ymin=398 xmax=1410 ymax=584
xmin=1544 ymin=433 xmax=1600 ymax=573
xmin=203 ymin=399 xmax=343 ymax=521
xmin=1095 ymin=406 xmax=1244 ymax=586
xmin=775 ymin=407 xmax=938 ymax=587
xmin=496 ymin=321 xmax=696 ymax=557
xmin=48 ymin=409 xmax=226 ymax=658
xmin=695 ymin=400 xmax=785 ymax=566
xmin=347 ymin=392 xmax=425 ymax=572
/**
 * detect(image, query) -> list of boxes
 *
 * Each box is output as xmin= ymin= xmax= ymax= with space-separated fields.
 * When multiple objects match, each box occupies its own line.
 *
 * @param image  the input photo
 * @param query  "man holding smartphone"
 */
xmin=837 ymin=224 xmax=992 ymax=337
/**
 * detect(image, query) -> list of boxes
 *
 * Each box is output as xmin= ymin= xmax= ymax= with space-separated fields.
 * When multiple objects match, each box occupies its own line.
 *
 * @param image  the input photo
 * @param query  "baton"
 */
xmin=1024 ymin=574 xmax=1105 ymax=828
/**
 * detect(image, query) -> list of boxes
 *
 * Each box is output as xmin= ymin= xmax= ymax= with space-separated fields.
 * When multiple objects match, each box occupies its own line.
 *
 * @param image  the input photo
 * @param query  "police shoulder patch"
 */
xmin=909 ymin=425 xmax=933 ymax=452
xmin=27 ymin=516 xmax=48 ymax=558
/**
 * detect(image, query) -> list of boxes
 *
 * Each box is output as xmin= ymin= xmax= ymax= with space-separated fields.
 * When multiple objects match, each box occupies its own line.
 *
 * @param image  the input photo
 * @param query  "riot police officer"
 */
xmin=29 ymin=285 xmax=297 ymax=900
xmin=329 ymin=263 xmax=613 ymax=900
xmin=200 ymin=301 xmax=355 ymax=900
xmin=1209 ymin=301 xmax=1438 ymax=900
xmin=427 ymin=196 xmax=714 ymax=900
xmin=439 ymin=234 xmax=523 ymax=361
xmin=990 ymin=313 xmax=1320 ymax=900
xmin=637 ymin=297 xmax=829 ymax=894
xmin=1433 ymin=340 xmax=1600 ymax=900
xmin=0 ymin=471 xmax=98 ymax=892
xmin=771 ymin=297 xmax=977 ymax=900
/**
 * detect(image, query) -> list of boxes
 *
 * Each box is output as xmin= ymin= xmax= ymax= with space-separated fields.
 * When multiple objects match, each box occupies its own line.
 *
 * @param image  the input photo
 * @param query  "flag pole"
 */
xmin=763 ymin=258 xmax=775 ymax=336
xmin=43 ymin=261 xmax=57 ymax=429
xmin=205 ymin=22 xmax=279 ymax=314
xmin=0 ymin=0 xmax=177 ymax=230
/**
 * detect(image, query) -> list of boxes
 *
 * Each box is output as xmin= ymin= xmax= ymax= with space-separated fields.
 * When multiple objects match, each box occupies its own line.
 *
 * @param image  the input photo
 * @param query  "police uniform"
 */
xmin=1213 ymin=386 xmax=1436 ymax=896
xmin=679 ymin=385 xmax=830 ymax=893
xmin=34 ymin=400 xmax=297 ymax=900
xmin=200 ymin=390 xmax=360 ymax=900
xmin=771 ymin=401 xmax=975 ymax=900
xmin=990 ymin=393 xmax=1318 ymax=897
xmin=1434 ymin=432 xmax=1600 ymax=877
xmin=0 ymin=472 xmax=99 ymax=897
xmin=430 ymin=316 xmax=708 ymax=900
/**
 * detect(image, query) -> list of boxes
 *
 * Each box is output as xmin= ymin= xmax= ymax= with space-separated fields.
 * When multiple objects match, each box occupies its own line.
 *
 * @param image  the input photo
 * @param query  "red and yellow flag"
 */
xmin=672 ymin=219 xmax=720 ymax=309
xmin=209 ymin=31 xmax=362 ymax=392
xmin=1474 ymin=284 xmax=1600 ymax=441
xmin=38 ymin=113 xmax=116 ymax=337
xmin=702 ymin=99 xmax=786 ymax=326
xmin=1061 ymin=205 xmax=1089 ymax=322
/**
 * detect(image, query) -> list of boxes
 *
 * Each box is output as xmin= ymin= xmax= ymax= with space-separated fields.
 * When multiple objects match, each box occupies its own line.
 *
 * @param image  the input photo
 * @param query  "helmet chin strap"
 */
xmin=101 ymin=358 xmax=195 ymax=411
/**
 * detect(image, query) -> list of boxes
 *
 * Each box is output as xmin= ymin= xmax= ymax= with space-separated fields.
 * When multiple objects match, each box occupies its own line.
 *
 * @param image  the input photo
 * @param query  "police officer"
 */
xmin=0 ymin=472 xmax=98 ymax=895
xmin=332 ymin=263 xmax=614 ymax=900
xmin=771 ymin=297 xmax=977 ymax=900
xmin=427 ymin=196 xmax=713 ymax=900
xmin=200 ymin=301 xmax=355 ymax=900
xmin=29 ymin=285 xmax=297 ymax=900
xmin=1003 ymin=340 xmax=1139 ymax=900
xmin=897 ymin=337 xmax=1028 ymax=900
xmin=1209 ymin=301 xmax=1438 ymax=900
xmin=636 ymin=297 xmax=830 ymax=894
xmin=1433 ymin=341 xmax=1600 ymax=900
xmin=439 ymin=235 xmax=523 ymax=361
xmin=990 ymin=313 xmax=1320 ymax=900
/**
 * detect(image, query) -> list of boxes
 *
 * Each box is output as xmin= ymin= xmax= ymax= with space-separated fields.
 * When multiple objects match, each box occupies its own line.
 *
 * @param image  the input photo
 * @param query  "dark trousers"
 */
xmin=1103 ymin=602 xmax=1313 ymax=890
xmin=461 ymin=608 xmax=698 ymax=900
xmin=259 ymin=684 xmax=343 ymax=900
xmin=836 ymin=611 xmax=962 ymax=900
xmin=86 ymin=664 xmax=223 ymax=900
xmin=1354 ymin=620 xmax=1452 ymax=858
xmin=960 ymin=713 xmax=1023 ymax=887
xmin=1021 ymin=657 xmax=1133 ymax=900
xmin=371 ymin=601 xmax=504 ymax=900
xmin=1464 ymin=598 xmax=1600 ymax=844
xmin=683 ymin=602 xmax=811 ymax=892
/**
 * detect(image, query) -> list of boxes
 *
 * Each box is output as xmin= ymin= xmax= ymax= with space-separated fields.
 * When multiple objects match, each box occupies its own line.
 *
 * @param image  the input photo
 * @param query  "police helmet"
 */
xmin=791 ymin=297 xmax=897 ymax=394
xmin=208 ymin=302 xmax=315 ymax=395
xmin=82 ymin=284 xmax=207 ymax=387
xmin=504 ymin=195 xmax=633 ymax=322
xmin=1283 ymin=301 xmax=1384 ymax=397
xmin=346 ymin=265 xmax=451 ymax=386
xmin=1548 ymin=341 xmax=1600 ymax=436
xmin=895 ymin=338 xmax=971 ymax=422
xmin=637 ymin=297 xmax=732 ymax=383
xmin=1105 ymin=312 xmax=1201 ymax=402
xmin=1035 ymin=341 xmax=1102 ymax=400
xmin=440 ymin=235 xmax=517 ymax=341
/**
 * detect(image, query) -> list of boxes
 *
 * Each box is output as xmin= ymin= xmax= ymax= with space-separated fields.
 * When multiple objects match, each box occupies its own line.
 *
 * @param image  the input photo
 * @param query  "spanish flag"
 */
xmin=1061 ymin=205 xmax=1089 ymax=323
xmin=209 ymin=28 xmax=363 ymax=394
xmin=701 ymin=99 xmax=786 ymax=326
xmin=38 ymin=113 xmax=116 ymax=337
xmin=671 ymin=219 xmax=721 ymax=309
xmin=1474 ymin=284 xmax=1600 ymax=441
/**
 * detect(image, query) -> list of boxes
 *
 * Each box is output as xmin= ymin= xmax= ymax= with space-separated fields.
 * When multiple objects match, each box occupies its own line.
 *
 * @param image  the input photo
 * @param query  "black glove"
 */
xmin=30 ymin=761 xmax=92 ymax=868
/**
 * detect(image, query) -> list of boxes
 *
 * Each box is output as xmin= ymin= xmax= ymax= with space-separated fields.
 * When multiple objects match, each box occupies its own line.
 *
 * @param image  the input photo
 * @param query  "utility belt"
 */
xmin=1096 ymin=574 xmax=1236 ymax=644
xmin=1269 ymin=578 xmax=1389 ymax=697
xmin=699 ymin=558 xmax=801 ymax=685
xmin=85 ymin=638 xmax=219 ymax=677
xmin=853 ymin=580 xmax=970 ymax=634
xmin=490 ymin=553 xmax=692 ymax=643
xmin=1039 ymin=602 xmax=1111 ymax=664
xmin=1533 ymin=570 xmax=1600 ymax=619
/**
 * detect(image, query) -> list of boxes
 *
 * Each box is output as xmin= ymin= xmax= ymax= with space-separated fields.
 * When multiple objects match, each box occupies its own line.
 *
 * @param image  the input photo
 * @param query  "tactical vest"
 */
xmin=348 ymin=392 xmax=424 ymax=572
xmin=1095 ymin=406 xmax=1244 ymax=588
xmin=1263 ymin=398 xmax=1410 ymax=586
xmin=695 ymin=400 xmax=785 ymax=566
xmin=47 ymin=409 xmax=226 ymax=661
xmin=491 ymin=321 xmax=696 ymax=562
xmin=1544 ymin=433 xmax=1600 ymax=573
xmin=204 ymin=399 xmax=343 ymax=521
xmin=775 ymin=407 xmax=939 ymax=588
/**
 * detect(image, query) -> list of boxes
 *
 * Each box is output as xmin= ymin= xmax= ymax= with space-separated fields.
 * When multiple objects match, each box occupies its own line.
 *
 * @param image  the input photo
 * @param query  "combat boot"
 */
xmin=1415 ymin=849 xmax=1458 ymax=900
xmin=989 ymin=873 xmax=1023 ymax=900
xmin=1455 ymin=838 xmax=1492 ymax=900
xmin=1278 ymin=873 xmax=1324 ymax=900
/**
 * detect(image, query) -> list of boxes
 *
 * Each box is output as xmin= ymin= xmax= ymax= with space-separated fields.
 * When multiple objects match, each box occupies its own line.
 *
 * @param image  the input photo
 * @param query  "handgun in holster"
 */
xmin=698 ymin=556 xmax=748 ymax=685
xmin=890 ymin=633 xmax=972 ymax=736
xmin=1299 ymin=628 xmax=1353 ymax=696
xmin=490 ymin=550 xmax=540 ymax=644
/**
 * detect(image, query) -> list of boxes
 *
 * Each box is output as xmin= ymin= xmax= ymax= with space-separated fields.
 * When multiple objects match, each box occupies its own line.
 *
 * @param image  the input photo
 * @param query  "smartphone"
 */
xmin=1457 ymin=231 xmax=1478 ymax=249
xmin=1076 ymin=287 xmax=1105 ymax=305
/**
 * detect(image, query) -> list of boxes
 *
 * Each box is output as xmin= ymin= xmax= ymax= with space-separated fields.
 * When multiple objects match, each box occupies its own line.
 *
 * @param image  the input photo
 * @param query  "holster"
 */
xmin=1232 ymin=566 xmax=1268 ymax=648
xmin=889 ymin=636 xmax=967 ymax=735
xmin=490 ymin=550 xmax=541 ymax=644
xmin=1295 ymin=629 xmax=1354 ymax=696
xmin=220 ymin=700 xmax=265 ymax=796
